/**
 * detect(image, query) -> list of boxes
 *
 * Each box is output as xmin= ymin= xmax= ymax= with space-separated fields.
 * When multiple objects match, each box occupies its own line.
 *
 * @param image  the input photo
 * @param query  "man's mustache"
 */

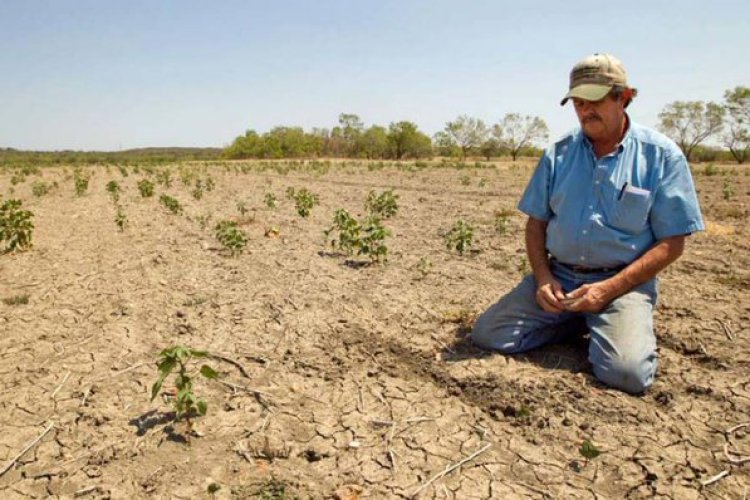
xmin=583 ymin=115 xmax=601 ymax=124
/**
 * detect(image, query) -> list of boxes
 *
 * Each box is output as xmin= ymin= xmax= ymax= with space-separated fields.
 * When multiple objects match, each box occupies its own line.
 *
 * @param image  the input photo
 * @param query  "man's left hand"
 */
xmin=562 ymin=282 xmax=616 ymax=313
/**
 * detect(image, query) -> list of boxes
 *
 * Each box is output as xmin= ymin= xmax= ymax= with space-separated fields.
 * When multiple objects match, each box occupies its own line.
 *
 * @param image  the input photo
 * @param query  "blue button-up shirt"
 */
xmin=518 ymin=118 xmax=704 ymax=269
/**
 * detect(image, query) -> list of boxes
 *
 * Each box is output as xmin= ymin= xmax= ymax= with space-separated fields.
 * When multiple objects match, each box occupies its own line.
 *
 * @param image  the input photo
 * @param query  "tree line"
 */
xmin=224 ymin=85 xmax=749 ymax=164
xmin=222 ymin=112 xmax=549 ymax=161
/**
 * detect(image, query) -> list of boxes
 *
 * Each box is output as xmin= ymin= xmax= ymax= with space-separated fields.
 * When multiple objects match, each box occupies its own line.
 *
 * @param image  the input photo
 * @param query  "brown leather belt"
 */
xmin=551 ymin=258 xmax=625 ymax=274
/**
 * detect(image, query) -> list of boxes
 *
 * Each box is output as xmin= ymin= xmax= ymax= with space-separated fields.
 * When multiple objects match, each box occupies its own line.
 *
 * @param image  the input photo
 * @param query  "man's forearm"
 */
xmin=525 ymin=217 xmax=553 ymax=283
xmin=603 ymin=235 xmax=686 ymax=298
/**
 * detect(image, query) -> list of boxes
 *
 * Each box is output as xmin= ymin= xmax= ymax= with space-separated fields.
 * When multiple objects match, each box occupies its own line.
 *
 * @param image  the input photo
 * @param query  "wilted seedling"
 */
xmin=365 ymin=189 xmax=399 ymax=219
xmin=415 ymin=256 xmax=432 ymax=277
xmin=3 ymin=294 xmax=30 ymax=306
xmin=204 ymin=176 xmax=215 ymax=192
xmin=106 ymin=180 xmax=121 ymax=203
xmin=293 ymin=188 xmax=319 ymax=218
xmin=285 ymin=186 xmax=295 ymax=199
xmin=215 ymin=220 xmax=248 ymax=256
xmin=192 ymin=179 xmax=204 ymax=200
xmin=137 ymin=179 xmax=155 ymax=198
xmin=32 ymin=181 xmax=51 ymax=197
xmin=151 ymin=345 xmax=218 ymax=438
xmin=264 ymin=192 xmax=277 ymax=208
xmin=156 ymin=169 xmax=172 ymax=187
xmin=445 ymin=219 xmax=473 ymax=255
xmin=196 ymin=214 xmax=212 ymax=231
xmin=236 ymin=200 xmax=248 ymax=216
xmin=73 ymin=171 xmax=89 ymax=196
xmin=723 ymin=179 xmax=734 ymax=200
xmin=0 ymin=199 xmax=34 ymax=252
xmin=159 ymin=194 xmax=183 ymax=215
xmin=494 ymin=208 xmax=515 ymax=235
xmin=114 ymin=205 xmax=127 ymax=231
xmin=459 ymin=175 xmax=471 ymax=186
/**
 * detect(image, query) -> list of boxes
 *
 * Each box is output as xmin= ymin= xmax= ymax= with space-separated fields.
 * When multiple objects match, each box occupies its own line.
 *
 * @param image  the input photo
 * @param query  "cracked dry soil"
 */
xmin=1 ymin=160 xmax=749 ymax=499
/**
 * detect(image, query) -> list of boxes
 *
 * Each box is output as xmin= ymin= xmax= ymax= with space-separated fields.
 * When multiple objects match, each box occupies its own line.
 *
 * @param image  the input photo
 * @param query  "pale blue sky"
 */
xmin=1 ymin=0 xmax=748 ymax=151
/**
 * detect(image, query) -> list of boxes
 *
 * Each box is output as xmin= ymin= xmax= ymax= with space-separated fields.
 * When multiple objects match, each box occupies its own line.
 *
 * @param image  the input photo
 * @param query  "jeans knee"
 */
xmin=593 ymin=356 xmax=656 ymax=394
xmin=471 ymin=315 xmax=521 ymax=353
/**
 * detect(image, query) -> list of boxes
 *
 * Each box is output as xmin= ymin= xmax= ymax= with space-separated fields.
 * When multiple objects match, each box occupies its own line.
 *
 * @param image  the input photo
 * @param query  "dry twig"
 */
xmin=700 ymin=469 xmax=730 ymax=487
xmin=410 ymin=443 xmax=492 ymax=498
xmin=0 ymin=422 xmax=55 ymax=478
xmin=51 ymin=371 xmax=71 ymax=399
xmin=210 ymin=353 xmax=252 ymax=378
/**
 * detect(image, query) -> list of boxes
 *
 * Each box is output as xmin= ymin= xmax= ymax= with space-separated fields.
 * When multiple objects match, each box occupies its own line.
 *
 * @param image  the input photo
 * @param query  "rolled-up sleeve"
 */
xmin=649 ymin=150 xmax=705 ymax=239
xmin=518 ymin=154 xmax=552 ymax=221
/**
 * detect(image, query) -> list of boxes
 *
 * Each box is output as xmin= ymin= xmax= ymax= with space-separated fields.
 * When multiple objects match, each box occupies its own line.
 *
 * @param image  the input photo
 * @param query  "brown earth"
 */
xmin=1 ymin=159 xmax=749 ymax=499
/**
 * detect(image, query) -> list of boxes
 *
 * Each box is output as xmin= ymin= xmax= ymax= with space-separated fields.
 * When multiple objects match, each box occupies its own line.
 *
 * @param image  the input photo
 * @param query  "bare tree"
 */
xmin=658 ymin=101 xmax=725 ymax=161
xmin=444 ymin=115 xmax=488 ymax=160
xmin=494 ymin=113 xmax=549 ymax=161
xmin=722 ymin=87 xmax=750 ymax=164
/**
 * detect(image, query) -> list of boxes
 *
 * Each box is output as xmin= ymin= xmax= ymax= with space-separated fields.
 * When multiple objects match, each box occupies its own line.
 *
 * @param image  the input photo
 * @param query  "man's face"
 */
xmin=572 ymin=92 xmax=626 ymax=143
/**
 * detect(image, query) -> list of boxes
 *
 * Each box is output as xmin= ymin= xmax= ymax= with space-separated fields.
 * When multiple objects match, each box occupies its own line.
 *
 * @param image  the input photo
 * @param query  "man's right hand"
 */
xmin=535 ymin=277 xmax=567 ymax=313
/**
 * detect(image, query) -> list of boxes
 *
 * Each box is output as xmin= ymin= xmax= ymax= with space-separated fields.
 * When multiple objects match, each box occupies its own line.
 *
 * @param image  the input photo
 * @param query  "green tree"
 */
xmin=339 ymin=113 xmax=364 ymax=157
xmin=223 ymin=130 xmax=263 ymax=159
xmin=722 ymin=86 xmax=750 ymax=164
xmin=494 ymin=113 xmax=549 ymax=161
xmin=433 ymin=130 xmax=461 ymax=158
xmin=443 ymin=115 xmax=488 ymax=160
xmin=387 ymin=121 xmax=432 ymax=159
xmin=360 ymin=125 xmax=389 ymax=159
xmin=658 ymin=101 xmax=725 ymax=161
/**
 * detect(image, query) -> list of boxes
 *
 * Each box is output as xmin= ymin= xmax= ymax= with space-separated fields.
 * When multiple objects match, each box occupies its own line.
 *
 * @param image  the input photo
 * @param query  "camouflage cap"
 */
xmin=560 ymin=53 xmax=632 ymax=105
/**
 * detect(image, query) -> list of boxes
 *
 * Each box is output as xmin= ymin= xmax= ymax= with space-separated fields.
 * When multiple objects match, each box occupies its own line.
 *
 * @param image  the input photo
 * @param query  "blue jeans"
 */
xmin=472 ymin=261 xmax=658 ymax=394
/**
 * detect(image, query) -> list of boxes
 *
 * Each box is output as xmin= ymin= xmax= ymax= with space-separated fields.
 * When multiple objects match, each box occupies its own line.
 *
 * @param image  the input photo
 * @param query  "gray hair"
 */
xmin=610 ymin=85 xmax=638 ymax=108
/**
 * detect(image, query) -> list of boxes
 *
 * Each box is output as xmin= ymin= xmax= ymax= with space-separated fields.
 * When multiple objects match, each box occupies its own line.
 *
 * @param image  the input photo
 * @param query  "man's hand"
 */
xmin=535 ymin=277 xmax=567 ymax=313
xmin=562 ymin=281 xmax=616 ymax=313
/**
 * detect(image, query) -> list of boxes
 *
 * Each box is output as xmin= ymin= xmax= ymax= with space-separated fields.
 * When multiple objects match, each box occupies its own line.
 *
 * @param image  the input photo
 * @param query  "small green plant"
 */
xmin=236 ymin=200 xmax=248 ymax=216
xmin=3 ymin=294 xmax=30 ymax=306
xmin=137 ymin=179 xmax=155 ymax=198
xmin=215 ymin=220 xmax=248 ymax=256
xmin=723 ymin=179 xmax=734 ymax=200
xmin=10 ymin=174 xmax=26 ymax=186
xmin=359 ymin=216 xmax=390 ymax=263
xmin=106 ymin=180 xmax=121 ymax=203
xmin=285 ymin=186 xmax=295 ymax=199
xmin=151 ymin=346 xmax=218 ymax=437
xmin=179 ymin=167 xmax=196 ymax=186
xmin=196 ymin=214 xmax=212 ymax=231
xmin=114 ymin=205 xmax=127 ymax=231
xmin=445 ymin=219 xmax=473 ymax=255
xmin=365 ymin=189 xmax=399 ymax=219
xmin=160 ymin=194 xmax=183 ymax=215
xmin=32 ymin=181 xmax=51 ymax=197
xmin=0 ymin=199 xmax=34 ymax=252
xmin=253 ymin=477 xmax=290 ymax=500
xmin=494 ymin=208 xmax=515 ymax=235
xmin=459 ymin=174 xmax=471 ymax=186
xmin=156 ymin=169 xmax=173 ymax=187
xmin=293 ymin=188 xmax=319 ymax=218
xmin=264 ymin=192 xmax=277 ymax=208
xmin=191 ymin=180 xmax=204 ymax=200
xmin=324 ymin=210 xmax=390 ymax=264
xmin=324 ymin=209 xmax=361 ymax=255
xmin=73 ymin=171 xmax=89 ymax=196
xmin=204 ymin=176 xmax=215 ymax=192
xmin=704 ymin=163 xmax=718 ymax=176
xmin=117 ymin=165 xmax=129 ymax=177
xmin=415 ymin=256 xmax=432 ymax=277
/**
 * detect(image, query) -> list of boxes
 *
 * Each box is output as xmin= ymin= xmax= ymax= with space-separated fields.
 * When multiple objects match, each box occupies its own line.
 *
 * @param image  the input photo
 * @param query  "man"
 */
xmin=472 ymin=53 xmax=704 ymax=394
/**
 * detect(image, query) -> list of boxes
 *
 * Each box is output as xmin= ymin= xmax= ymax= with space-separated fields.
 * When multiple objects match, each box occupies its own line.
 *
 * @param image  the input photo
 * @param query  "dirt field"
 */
xmin=1 ymin=159 xmax=748 ymax=499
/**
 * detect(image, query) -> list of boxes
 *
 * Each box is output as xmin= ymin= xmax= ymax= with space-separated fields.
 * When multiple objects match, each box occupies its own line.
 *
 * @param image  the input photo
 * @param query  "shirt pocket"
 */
xmin=605 ymin=183 xmax=652 ymax=234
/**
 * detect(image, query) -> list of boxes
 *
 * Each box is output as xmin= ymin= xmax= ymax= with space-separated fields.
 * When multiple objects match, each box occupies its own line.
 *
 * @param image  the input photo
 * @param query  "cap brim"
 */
xmin=560 ymin=84 xmax=612 ymax=106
